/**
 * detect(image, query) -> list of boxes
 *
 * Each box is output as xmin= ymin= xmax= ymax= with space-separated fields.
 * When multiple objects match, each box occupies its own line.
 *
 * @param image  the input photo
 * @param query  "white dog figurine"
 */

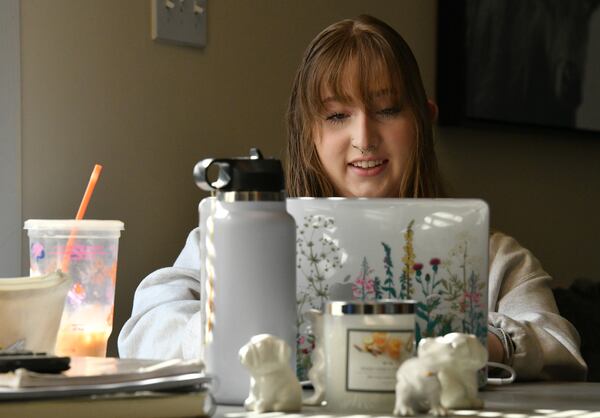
xmin=394 ymin=333 xmax=487 ymax=416
xmin=238 ymin=334 xmax=302 ymax=413
xmin=303 ymin=309 xmax=326 ymax=406
xmin=435 ymin=333 xmax=487 ymax=409
xmin=394 ymin=351 xmax=447 ymax=416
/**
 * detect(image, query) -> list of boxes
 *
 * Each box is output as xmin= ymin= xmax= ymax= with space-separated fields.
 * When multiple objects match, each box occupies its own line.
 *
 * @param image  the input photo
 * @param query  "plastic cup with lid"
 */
xmin=24 ymin=219 xmax=124 ymax=357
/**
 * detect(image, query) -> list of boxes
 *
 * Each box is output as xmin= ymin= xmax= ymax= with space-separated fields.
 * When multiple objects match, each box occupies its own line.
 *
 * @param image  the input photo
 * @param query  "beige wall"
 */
xmin=437 ymin=127 xmax=600 ymax=288
xmin=20 ymin=1 xmax=600 ymax=357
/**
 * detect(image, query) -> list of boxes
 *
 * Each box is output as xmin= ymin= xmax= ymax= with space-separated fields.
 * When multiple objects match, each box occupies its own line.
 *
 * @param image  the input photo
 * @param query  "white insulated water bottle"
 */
xmin=194 ymin=148 xmax=296 ymax=405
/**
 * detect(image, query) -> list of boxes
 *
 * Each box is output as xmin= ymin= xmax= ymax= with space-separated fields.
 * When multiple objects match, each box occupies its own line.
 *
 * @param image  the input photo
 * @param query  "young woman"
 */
xmin=119 ymin=15 xmax=586 ymax=381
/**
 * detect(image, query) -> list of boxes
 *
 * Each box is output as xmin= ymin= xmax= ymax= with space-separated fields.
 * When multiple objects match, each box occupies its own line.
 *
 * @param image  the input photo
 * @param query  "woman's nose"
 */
xmin=351 ymin=112 xmax=379 ymax=150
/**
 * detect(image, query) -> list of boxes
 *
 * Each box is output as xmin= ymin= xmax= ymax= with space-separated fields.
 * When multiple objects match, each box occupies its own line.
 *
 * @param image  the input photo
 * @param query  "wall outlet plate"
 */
xmin=151 ymin=0 xmax=207 ymax=48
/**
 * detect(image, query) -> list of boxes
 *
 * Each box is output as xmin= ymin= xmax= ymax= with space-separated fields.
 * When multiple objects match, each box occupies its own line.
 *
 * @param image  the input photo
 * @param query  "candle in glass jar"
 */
xmin=324 ymin=300 xmax=415 ymax=413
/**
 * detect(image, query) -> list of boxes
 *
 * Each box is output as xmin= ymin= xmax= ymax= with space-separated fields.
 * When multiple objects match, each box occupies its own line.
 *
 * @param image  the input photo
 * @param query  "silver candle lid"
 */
xmin=326 ymin=300 xmax=415 ymax=316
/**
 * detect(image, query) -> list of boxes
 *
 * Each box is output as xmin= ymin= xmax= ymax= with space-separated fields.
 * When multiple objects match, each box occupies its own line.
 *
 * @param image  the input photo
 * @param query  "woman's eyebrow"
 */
xmin=371 ymin=88 xmax=395 ymax=98
xmin=321 ymin=89 xmax=396 ymax=104
xmin=321 ymin=95 xmax=342 ymax=103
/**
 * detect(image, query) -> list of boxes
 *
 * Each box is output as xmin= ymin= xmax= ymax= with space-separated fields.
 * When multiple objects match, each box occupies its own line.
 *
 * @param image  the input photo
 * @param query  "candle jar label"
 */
xmin=346 ymin=329 xmax=413 ymax=392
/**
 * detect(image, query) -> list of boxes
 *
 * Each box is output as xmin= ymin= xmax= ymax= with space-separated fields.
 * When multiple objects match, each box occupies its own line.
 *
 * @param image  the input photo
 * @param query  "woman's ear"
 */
xmin=427 ymin=99 xmax=439 ymax=123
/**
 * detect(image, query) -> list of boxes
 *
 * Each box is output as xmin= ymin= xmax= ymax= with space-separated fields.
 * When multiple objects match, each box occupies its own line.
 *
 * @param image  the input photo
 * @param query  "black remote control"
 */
xmin=0 ymin=352 xmax=71 ymax=374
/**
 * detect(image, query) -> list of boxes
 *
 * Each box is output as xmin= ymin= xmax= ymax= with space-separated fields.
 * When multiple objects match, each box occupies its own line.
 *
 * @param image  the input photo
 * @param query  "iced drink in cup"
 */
xmin=24 ymin=219 xmax=124 ymax=357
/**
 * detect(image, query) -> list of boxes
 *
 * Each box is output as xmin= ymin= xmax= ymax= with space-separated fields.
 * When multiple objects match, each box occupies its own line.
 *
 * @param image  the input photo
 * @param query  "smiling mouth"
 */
xmin=349 ymin=159 xmax=385 ymax=169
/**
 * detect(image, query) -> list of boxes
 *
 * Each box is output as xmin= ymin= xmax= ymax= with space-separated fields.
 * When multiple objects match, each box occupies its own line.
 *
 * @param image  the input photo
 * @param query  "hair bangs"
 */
xmin=303 ymin=37 xmax=357 ymax=121
xmin=304 ymin=32 xmax=405 ymax=122
xmin=355 ymin=34 xmax=405 ymax=108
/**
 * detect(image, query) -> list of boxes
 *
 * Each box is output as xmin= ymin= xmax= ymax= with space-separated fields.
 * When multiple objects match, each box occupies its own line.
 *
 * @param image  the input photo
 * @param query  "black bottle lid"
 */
xmin=193 ymin=148 xmax=284 ymax=192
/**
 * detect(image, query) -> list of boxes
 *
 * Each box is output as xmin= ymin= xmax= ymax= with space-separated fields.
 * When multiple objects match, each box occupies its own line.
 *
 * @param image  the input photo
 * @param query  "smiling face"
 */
xmin=285 ymin=15 xmax=444 ymax=198
xmin=314 ymin=63 xmax=415 ymax=198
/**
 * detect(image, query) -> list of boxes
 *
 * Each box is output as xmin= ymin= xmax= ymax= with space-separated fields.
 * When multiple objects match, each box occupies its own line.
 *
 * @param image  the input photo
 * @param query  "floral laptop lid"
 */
xmin=286 ymin=198 xmax=489 ymax=379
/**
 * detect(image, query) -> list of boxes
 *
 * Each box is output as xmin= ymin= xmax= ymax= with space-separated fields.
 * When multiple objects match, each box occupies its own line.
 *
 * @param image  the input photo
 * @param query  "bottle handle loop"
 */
xmin=194 ymin=159 xmax=232 ymax=191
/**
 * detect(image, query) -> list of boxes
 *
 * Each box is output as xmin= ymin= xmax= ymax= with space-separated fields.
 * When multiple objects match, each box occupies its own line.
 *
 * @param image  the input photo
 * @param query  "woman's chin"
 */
xmin=344 ymin=186 xmax=397 ymax=199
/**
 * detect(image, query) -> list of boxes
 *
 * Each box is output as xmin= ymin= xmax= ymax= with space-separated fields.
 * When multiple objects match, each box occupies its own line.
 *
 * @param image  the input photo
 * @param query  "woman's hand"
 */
xmin=488 ymin=331 xmax=505 ymax=363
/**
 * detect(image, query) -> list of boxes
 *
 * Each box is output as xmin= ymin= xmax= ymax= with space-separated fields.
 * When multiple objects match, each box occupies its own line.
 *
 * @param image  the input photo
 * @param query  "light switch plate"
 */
xmin=151 ymin=0 xmax=207 ymax=48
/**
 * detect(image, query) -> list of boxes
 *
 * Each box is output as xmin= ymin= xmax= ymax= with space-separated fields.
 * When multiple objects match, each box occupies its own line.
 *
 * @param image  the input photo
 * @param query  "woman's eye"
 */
xmin=376 ymin=107 xmax=401 ymax=118
xmin=325 ymin=112 xmax=349 ymax=124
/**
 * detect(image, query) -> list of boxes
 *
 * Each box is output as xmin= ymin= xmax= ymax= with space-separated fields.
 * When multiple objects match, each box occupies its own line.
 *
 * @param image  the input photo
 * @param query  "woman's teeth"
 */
xmin=351 ymin=160 xmax=383 ymax=169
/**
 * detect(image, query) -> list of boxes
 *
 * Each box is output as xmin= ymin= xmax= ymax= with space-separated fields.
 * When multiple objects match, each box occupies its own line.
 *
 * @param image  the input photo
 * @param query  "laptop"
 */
xmin=286 ymin=198 xmax=489 ymax=380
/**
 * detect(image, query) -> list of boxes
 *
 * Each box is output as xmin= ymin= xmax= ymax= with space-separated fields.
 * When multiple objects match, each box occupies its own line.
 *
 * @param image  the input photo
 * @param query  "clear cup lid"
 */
xmin=24 ymin=219 xmax=124 ymax=231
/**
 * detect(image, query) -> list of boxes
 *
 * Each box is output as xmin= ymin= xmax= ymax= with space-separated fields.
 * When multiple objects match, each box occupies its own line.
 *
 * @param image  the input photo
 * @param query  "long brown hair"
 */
xmin=285 ymin=15 xmax=445 ymax=198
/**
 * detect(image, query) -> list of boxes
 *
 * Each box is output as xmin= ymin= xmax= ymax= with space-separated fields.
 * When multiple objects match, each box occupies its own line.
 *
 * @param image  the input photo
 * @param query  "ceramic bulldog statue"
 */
xmin=238 ymin=334 xmax=302 ymax=413
xmin=303 ymin=309 xmax=326 ymax=406
xmin=394 ymin=332 xmax=487 ymax=416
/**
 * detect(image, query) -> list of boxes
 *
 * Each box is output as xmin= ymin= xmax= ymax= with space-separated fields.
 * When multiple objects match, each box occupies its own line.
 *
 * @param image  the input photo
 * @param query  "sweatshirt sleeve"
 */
xmin=118 ymin=228 xmax=203 ymax=360
xmin=488 ymin=233 xmax=587 ymax=381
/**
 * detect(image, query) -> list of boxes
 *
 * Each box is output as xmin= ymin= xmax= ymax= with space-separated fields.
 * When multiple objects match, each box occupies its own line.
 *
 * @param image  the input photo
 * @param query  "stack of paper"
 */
xmin=0 ymin=357 xmax=215 ymax=418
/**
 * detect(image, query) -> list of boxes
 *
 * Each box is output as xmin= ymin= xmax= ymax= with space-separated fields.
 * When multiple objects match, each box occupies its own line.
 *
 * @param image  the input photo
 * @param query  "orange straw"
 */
xmin=75 ymin=164 xmax=103 ymax=220
xmin=61 ymin=164 xmax=103 ymax=271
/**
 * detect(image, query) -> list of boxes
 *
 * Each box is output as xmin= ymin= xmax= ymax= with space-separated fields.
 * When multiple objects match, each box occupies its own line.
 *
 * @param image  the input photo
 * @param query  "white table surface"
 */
xmin=212 ymin=383 xmax=600 ymax=418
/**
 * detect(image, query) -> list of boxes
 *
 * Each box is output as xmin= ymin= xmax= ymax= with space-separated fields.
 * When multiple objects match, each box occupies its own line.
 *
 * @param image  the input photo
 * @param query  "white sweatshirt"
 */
xmin=118 ymin=229 xmax=587 ymax=381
